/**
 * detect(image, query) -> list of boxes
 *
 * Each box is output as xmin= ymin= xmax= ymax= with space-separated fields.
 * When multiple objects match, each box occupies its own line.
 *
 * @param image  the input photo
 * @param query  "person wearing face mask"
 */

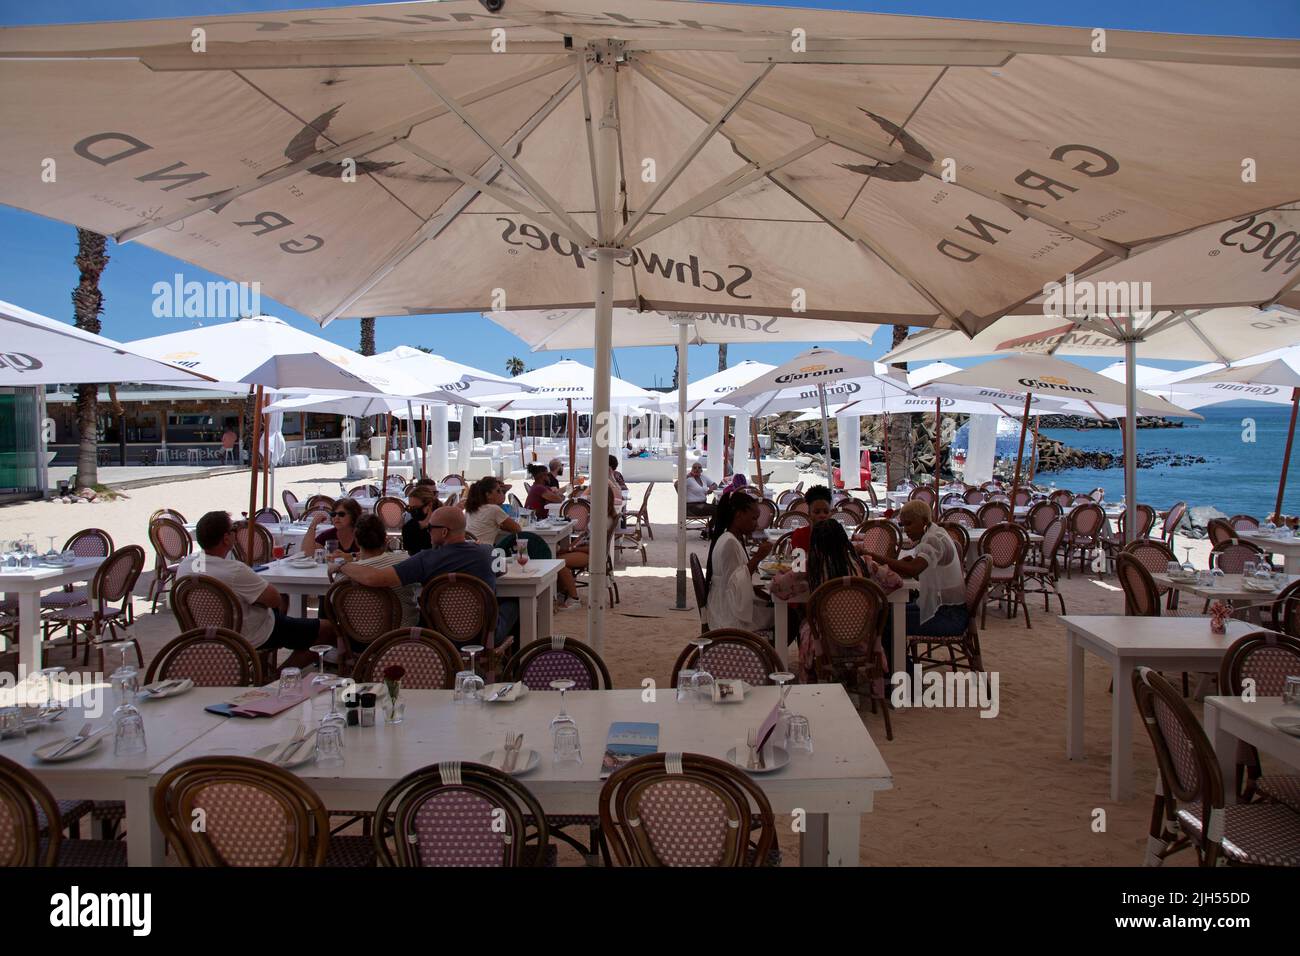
xmin=525 ymin=463 xmax=564 ymax=518
xmin=401 ymin=485 xmax=441 ymax=555
xmin=788 ymin=484 xmax=833 ymax=555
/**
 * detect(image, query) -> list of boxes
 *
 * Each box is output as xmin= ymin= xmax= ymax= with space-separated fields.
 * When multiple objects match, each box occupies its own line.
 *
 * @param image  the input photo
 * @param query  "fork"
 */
xmin=503 ymin=732 xmax=523 ymax=772
xmin=49 ymin=722 xmax=93 ymax=758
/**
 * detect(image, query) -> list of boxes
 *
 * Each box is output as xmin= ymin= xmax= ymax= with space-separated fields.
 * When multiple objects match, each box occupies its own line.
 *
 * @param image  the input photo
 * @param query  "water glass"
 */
xmin=786 ymin=715 xmax=813 ymax=753
xmin=1166 ymin=561 xmax=1181 ymax=577
xmin=553 ymin=725 xmax=581 ymax=765
xmin=1283 ymin=675 xmax=1300 ymax=707
xmin=1244 ymin=561 xmax=1257 ymax=579
xmin=315 ymin=723 xmax=345 ymax=767
xmin=676 ymin=669 xmax=697 ymax=703
xmin=0 ymin=706 xmax=24 ymax=740
xmin=113 ymin=705 xmax=147 ymax=756
xmin=277 ymin=667 xmax=302 ymax=699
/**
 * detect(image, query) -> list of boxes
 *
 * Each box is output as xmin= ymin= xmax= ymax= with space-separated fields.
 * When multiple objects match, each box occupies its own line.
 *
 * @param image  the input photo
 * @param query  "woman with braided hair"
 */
xmin=703 ymin=491 xmax=774 ymax=633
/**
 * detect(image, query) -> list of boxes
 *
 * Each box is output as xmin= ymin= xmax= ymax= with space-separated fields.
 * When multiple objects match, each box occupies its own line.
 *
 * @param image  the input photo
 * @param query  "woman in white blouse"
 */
xmin=704 ymin=492 xmax=775 ymax=633
xmin=866 ymin=500 xmax=967 ymax=640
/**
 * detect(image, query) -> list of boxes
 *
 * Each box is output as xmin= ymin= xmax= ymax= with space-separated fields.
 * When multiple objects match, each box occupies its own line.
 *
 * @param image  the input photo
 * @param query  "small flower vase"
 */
xmin=1209 ymin=601 xmax=1229 ymax=635
xmin=383 ymin=680 xmax=404 ymax=724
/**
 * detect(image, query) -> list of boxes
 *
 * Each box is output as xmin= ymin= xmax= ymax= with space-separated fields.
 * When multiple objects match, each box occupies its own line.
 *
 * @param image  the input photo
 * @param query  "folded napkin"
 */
xmin=483 ymin=682 xmax=526 ymax=702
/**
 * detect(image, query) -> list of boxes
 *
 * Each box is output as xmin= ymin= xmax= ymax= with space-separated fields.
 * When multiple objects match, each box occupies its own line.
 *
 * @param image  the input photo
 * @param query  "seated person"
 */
xmin=703 ymin=492 xmax=774 ymax=634
xmin=178 ymin=511 xmax=336 ymax=671
xmin=402 ymin=485 xmax=441 ymax=555
xmin=347 ymin=514 xmax=418 ymax=626
xmin=338 ymin=506 xmax=518 ymax=647
xmin=865 ymin=500 xmax=967 ymax=668
xmin=685 ymin=461 xmax=718 ymax=521
xmin=609 ymin=455 xmax=628 ymax=494
xmin=303 ymin=496 xmax=361 ymax=557
xmin=525 ymin=463 xmax=564 ymax=518
xmin=797 ymin=519 xmax=869 ymax=680
xmin=464 ymin=476 xmax=521 ymax=546
xmin=788 ymin=484 xmax=833 ymax=554
xmin=546 ymin=458 xmax=564 ymax=488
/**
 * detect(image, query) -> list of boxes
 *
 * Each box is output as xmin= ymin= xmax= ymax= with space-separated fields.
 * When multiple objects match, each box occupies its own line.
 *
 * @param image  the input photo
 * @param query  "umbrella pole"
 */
xmin=1029 ymin=418 xmax=1038 ymax=483
xmin=1009 ymin=392 xmax=1032 ymax=508
xmin=261 ymin=394 xmax=270 ymax=510
xmin=421 ymin=406 xmax=428 ymax=479
xmin=883 ymin=412 xmax=891 ymax=495
xmin=1124 ymin=329 xmax=1138 ymax=543
xmin=752 ymin=416 xmax=765 ymax=497
xmin=567 ymin=399 xmax=576 ymax=488
xmin=382 ymin=414 xmax=391 ymax=490
xmin=1273 ymin=387 xmax=1300 ymax=523
xmin=817 ymin=383 xmax=834 ymax=490
xmin=933 ymin=397 xmax=942 ymax=501
xmin=246 ymin=385 xmax=263 ymax=565
xmin=674 ymin=321 xmax=690 ymax=611
xmin=587 ymin=248 xmax=616 ymax=654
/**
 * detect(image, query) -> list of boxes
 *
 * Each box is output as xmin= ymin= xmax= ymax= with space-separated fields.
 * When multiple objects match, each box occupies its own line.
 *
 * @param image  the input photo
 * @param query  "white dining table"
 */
xmin=1 ymin=684 xmax=233 ymax=866
xmin=1238 ymin=530 xmax=1300 ymax=575
xmin=1202 ymin=696 xmax=1300 ymax=804
xmin=770 ymin=577 xmax=915 ymax=679
xmin=520 ymin=519 xmax=574 ymax=558
xmin=257 ymin=557 xmax=334 ymax=616
xmin=1 ymin=556 xmax=107 ymax=673
xmin=1151 ymin=572 xmax=1300 ymax=622
xmin=1062 ymin=614 xmax=1261 ymax=801
xmin=497 ymin=558 xmax=561 ymax=648
xmin=143 ymin=684 xmax=892 ymax=867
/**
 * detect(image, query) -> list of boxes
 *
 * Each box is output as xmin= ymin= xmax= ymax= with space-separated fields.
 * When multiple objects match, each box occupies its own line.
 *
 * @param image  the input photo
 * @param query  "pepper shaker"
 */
xmin=359 ymin=692 xmax=376 ymax=727
xmin=345 ymin=698 xmax=359 ymax=727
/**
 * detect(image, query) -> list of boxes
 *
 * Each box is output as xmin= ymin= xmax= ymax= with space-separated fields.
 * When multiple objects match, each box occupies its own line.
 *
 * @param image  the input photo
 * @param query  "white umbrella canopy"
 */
xmin=657 ymin=360 xmax=776 ymax=416
xmin=475 ymin=358 xmax=659 ymax=411
xmin=0 ymin=298 xmax=216 ymax=386
xmin=126 ymin=314 xmax=429 ymax=397
xmin=264 ymin=391 xmax=475 ymax=417
xmin=484 ymin=308 xmax=879 ymax=350
xmin=370 ymin=345 xmax=523 ymax=399
xmin=6 ymin=1 xmax=1299 ymax=648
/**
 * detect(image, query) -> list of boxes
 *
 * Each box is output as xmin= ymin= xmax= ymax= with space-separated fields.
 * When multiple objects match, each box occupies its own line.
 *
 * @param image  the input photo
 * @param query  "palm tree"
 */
xmin=506 ymin=356 xmax=526 ymax=377
xmin=886 ymin=324 xmax=912 ymax=490
xmin=358 ymin=316 xmax=376 ymax=356
xmin=356 ymin=317 xmax=376 ymax=452
xmin=717 ymin=342 xmax=728 ymax=372
xmin=72 ymin=229 xmax=109 ymax=490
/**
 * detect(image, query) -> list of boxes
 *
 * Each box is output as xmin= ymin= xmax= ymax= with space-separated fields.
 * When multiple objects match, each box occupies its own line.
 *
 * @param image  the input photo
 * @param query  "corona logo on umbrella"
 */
xmin=1016 ymin=376 xmax=1096 ymax=395
xmin=774 ymin=364 xmax=845 ymax=384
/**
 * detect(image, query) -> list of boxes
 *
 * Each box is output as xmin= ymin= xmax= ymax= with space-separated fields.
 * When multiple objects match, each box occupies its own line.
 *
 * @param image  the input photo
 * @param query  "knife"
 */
xmin=487 ymin=683 xmax=514 ymax=703
xmin=49 ymin=722 xmax=93 ymax=758
xmin=270 ymin=722 xmax=306 ymax=765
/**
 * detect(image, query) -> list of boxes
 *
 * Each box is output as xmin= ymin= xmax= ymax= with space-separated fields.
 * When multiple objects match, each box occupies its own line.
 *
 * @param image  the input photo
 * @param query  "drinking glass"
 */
xmin=463 ymin=644 xmax=484 ymax=676
xmin=111 ymin=661 xmax=139 ymax=702
xmin=553 ymin=725 xmax=581 ymax=765
xmin=515 ymin=540 xmax=529 ymax=571
xmin=770 ymin=671 xmax=795 ymax=739
xmin=689 ymin=638 xmax=714 ymax=702
xmin=309 ymin=644 xmax=333 ymax=686
xmin=1244 ymin=561 xmax=1257 ymax=580
xmin=1282 ymin=675 xmax=1300 ymax=707
xmin=45 ymin=535 xmax=59 ymax=560
xmin=786 ymin=715 xmax=814 ymax=753
xmin=113 ymin=704 xmax=147 ymax=756
xmin=278 ymin=667 xmax=302 ymax=699
xmin=0 ymin=706 xmax=23 ymax=740
xmin=37 ymin=666 xmax=65 ymax=709
xmin=549 ymin=679 xmax=576 ymax=733
xmin=676 ymin=669 xmax=697 ymax=704
xmin=1182 ymin=547 xmax=1195 ymax=574
xmin=315 ymin=723 xmax=345 ymax=767
xmin=1166 ymin=561 xmax=1180 ymax=577
xmin=320 ymin=680 xmax=348 ymax=731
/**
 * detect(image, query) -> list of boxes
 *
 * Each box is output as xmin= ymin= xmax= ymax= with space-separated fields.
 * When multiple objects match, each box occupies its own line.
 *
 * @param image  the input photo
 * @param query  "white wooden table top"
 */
xmin=496 ymin=558 xmax=562 ymax=596
xmin=1204 ymin=696 xmax=1300 ymax=770
xmin=0 ymin=555 xmax=105 ymax=591
xmin=1239 ymin=530 xmax=1300 ymax=552
xmin=1152 ymin=572 xmax=1300 ymax=602
xmin=1060 ymin=615 xmax=1260 ymax=656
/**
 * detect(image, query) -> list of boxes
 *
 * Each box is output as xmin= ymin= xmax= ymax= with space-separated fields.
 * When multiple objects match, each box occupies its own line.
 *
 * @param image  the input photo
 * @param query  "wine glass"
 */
xmin=515 ymin=539 xmax=529 ymax=572
xmin=309 ymin=644 xmax=333 ymax=686
xmin=45 ymin=535 xmax=58 ymax=561
xmin=689 ymin=637 xmax=714 ymax=702
xmin=460 ymin=645 xmax=486 ymax=702
xmin=320 ymin=680 xmax=348 ymax=731
xmin=37 ymin=665 xmax=65 ymax=709
xmin=549 ymin=679 xmax=576 ymax=733
xmin=1182 ymin=546 xmax=1195 ymax=575
xmin=770 ymin=671 xmax=795 ymax=740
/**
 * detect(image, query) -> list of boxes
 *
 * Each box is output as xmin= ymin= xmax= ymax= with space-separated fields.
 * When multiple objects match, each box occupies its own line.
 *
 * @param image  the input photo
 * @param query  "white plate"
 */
xmin=724 ymin=745 xmax=790 ymax=774
xmin=481 ymin=748 xmax=540 ymax=775
xmin=288 ymin=558 xmax=317 ymax=569
xmin=34 ymin=733 xmax=106 ymax=762
xmin=254 ymin=738 xmax=317 ymax=768
xmin=138 ymin=678 xmax=194 ymax=700
xmin=1271 ymin=716 xmax=1300 ymax=737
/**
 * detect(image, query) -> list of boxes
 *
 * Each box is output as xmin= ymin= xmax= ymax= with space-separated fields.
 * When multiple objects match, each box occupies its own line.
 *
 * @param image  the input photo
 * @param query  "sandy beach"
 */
xmin=1 ymin=462 xmax=1273 ymax=866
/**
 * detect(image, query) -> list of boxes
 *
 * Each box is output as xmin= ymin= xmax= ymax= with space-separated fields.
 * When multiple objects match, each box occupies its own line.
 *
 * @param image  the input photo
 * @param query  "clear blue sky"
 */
xmin=2 ymin=0 xmax=1297 ymax=387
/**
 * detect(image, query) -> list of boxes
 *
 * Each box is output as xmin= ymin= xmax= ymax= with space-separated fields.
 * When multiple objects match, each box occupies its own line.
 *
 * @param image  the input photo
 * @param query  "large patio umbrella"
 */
xmin=1177 ymin=351 xmax=1300 ymax=520
xmin=0 ymin=299 xmax=216 ymax=387
xmin=4 ymin=2 xmax=1298 ymax=646
xmin=722 ymin=348 xmax=913 ymax=488
xmin=922 ymin=355 xmax=1200 ymax=535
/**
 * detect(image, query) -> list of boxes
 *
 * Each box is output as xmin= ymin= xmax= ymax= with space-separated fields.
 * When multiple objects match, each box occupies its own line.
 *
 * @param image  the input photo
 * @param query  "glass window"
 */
xmin=0 ymin=387 xmax=41 ymax=498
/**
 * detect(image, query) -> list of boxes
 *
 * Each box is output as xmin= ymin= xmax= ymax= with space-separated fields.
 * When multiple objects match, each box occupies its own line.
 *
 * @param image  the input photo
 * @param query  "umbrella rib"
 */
xmin=1181 ymin=313 xmax=1233 ymax=365
xmin=642 ymin=56 xmax=1130 ymax=261
xmin=114 ymin=56 xmax=575 ymax=245
xmin=406 ymin=62 xmax=594 ymax=247
xmin=576 ymin=54 xmax=605 ymax=247
xmin=1266 ymin=270 xmax=1300 ymax=309
xmin=320 ymin=72 xmax=580 ymax=324
xmin=613 ymin=62 xmax=774 ymax=246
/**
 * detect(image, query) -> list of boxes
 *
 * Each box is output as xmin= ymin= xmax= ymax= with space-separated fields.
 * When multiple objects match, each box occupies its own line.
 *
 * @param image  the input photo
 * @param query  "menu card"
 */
xmin=204 ymin=682 xmax=328 ymax=718
xmin=755 ymin=702 xmax=781 ymax=753
xmin=600 ymin=722 xmax=659 ymax=778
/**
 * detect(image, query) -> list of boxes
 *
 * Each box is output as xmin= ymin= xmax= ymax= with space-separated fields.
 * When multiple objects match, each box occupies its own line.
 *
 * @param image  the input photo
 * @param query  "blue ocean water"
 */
xmin=1034 ymin=405 xmax=1300 ymax=518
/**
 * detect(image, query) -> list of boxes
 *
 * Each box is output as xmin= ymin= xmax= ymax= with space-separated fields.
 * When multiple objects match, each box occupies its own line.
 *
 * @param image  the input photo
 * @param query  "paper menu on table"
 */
xmin=600 ymin=722 xmax=659 ymax=778
xmin=755 ymin=703 xmax=781 ymax=752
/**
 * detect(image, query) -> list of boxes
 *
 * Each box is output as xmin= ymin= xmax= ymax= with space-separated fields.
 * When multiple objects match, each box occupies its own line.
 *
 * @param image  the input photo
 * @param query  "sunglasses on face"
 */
xmin=331 ymin=511 xmax=350 ymax=518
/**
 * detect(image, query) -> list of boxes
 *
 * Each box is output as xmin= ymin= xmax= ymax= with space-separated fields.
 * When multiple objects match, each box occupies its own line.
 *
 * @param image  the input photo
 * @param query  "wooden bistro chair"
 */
xmin=39 ymin=528 xmax=114 ymax=614
xmin=1229 ymin=514 xmax=1261 ymax=534
xmin=1218 ymin=631 xmax=1300 ymax=809
xmin=304 ymin=494 xmax=336 ymax=514
xmin=675 ymin=481 xmax=710 ymax=534
xmin=775 ymin=511 xmax=810 ymax=531
xmin=281 ymin=489 xmax=300 ymax=520
xmin=145 ymin=626 xmax=263 ymax=687
xmin=352 ymin=627 xmax=461 ymax=688
xmin=230 ymin=521 xmax=275 ymax=566
xmin=326 ymin=579 xmax=404 ymax=676
xmin=856 ymin=518 xmax=901 ymax=562
xmin=978 ymin=523 xmax=1031 ymax=628
xmin=940 ymin=507 xmax=977 ymax=529
xmin=908 ymin=554 xmax=992 ymax=674
xmin=624 ymin=483 xmax=656 ymax=541
xmin=42 ymin=545 xmax=145 ymax=670
xmin=1206 ymin=518 xmax=1237 ymax=548
xmin=834 ymin=497 xmax=866 ymax=524
xmin=0 ymin=755 xmax=126 ymax=867
xmin=670 ymin=628 xmax=782 ymax=688
xmin=419 ymin=573 xmax=509 ymax=680
xmin=1021 ymin=517 xmax=1068 ymax=615
xmin=147 ymin=516 xmax=192 ymax=612
xmin=1160 ymin=501 xmax=1188 ymax=544
xmin=689 ymin=552 xmax=709 ymax=634
xmin=1062 ymin=502 xmax=1106 ymax=578
xmin=975 ymin=501 xmax=1011 ymax=529
xmin=940 ymin=521 xmax=970 ymax=568
xmin=808 ymin=577 xmax=892 ymax=740
xmin=153 ymin=756 xmax=374 ymax=867
xmin=599 ymin=753 xmax=777 ymax=867
xmin=253 ymin=507 xmax=282 ymax=525
xmin=1132 ymin=667 xmax=1300 ymax=867
xmin=372 ymin=763 xmax=550 ymax=867
xmin=753 ymin=497 xmax=778 ymax=533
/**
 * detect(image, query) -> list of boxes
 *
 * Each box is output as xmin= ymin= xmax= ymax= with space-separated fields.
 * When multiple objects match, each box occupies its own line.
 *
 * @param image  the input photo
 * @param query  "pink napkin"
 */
xmin=228 ymin=682 xmax=328 ymax=718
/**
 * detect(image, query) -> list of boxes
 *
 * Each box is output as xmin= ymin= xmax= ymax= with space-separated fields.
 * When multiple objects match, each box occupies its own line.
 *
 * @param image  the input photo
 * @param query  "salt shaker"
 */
xmin=359 ymin=692 xmax=377 ymax=727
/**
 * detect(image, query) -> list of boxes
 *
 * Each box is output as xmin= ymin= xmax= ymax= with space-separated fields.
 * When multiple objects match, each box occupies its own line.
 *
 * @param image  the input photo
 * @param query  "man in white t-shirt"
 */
xmin=177 ymin=511 xmax=336 ymax=671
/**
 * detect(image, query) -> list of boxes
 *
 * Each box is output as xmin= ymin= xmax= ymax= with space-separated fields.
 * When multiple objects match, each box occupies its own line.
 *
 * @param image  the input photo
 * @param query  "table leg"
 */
xmin=19 ymin=590 xmax=40 ymax=675
xmin=801 ymin=813 xmax=827 ymax=866
xmin=1111 ymin=659 xmax=1136 ymax=801
xmin=125 ymin=778 xmax=165 ymax=866
xmin=1286 ymin=554 xmax=1300 ymax=576
xmin=891 ymin=595 xmax=906 ymax=680
xmin=1066 ymin=631 xmax=1086 ymax=760
xmin=825 ymin=813 xmax=860 ymax=866
xmin=538 ymin=580 xmax=554 ymax=640
xmin=519 ymin=592 xmax=537 ymax=646
xmin=1203 ymin=706 xmax=1238 ymax=806
xmin=774 ymin=597 xmax=789 ymax=666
